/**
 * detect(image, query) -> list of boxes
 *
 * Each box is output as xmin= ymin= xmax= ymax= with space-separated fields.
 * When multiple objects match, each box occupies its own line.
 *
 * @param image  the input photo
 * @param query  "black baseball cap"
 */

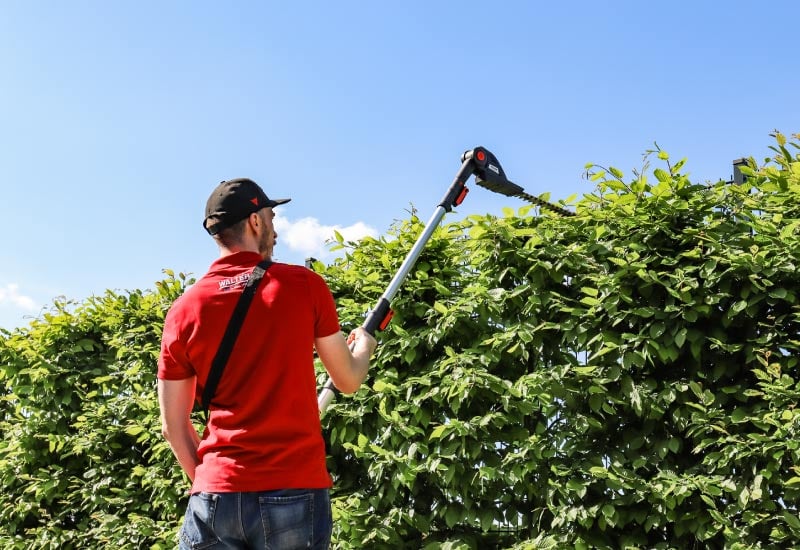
xmin=203 ymin=178 xmax=290 ymax=235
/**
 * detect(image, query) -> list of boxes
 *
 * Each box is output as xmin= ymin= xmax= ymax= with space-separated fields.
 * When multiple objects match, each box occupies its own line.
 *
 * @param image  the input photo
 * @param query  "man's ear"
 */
xmin=249 ymin=212 xmax=260 ymax=230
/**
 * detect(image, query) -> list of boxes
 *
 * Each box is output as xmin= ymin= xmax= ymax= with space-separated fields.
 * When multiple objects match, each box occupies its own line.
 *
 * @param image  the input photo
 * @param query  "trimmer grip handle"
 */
xmin=363 ymin=297 xmax=393 ymax=335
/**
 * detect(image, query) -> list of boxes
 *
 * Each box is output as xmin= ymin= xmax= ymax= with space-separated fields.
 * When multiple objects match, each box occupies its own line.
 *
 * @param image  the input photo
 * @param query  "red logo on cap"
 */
xmin=250 ymin=198 xmax=259 ymax=206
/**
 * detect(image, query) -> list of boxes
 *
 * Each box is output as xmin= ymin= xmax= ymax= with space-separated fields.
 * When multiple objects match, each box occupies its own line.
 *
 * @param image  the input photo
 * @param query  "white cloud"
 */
xmin=0 ymin=283 xmax=37 ymax=311
xmin=274 ymin=214 xmax=377 ymax=260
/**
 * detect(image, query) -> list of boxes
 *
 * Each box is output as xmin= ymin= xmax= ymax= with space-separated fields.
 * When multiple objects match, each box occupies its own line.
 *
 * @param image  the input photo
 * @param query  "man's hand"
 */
xmin=315 ymin=328 xmax=377 ymax=394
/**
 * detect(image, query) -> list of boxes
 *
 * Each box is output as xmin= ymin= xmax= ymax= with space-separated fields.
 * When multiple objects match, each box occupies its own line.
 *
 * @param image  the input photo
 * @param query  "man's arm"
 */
xmin=315 ymin=327 xmax=377 ymax=394
xmin=157 ymin=377 xmax=201 ymax=482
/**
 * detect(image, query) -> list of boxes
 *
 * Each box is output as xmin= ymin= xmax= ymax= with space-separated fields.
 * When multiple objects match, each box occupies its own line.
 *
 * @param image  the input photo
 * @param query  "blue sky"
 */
xmin=1 ymin=1 xmax=799 ymax=330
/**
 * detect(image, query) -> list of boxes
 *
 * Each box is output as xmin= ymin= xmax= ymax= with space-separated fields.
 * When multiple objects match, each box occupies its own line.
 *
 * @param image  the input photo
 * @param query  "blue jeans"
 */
xmin=179 ymin=489 xmax=332 ymax=549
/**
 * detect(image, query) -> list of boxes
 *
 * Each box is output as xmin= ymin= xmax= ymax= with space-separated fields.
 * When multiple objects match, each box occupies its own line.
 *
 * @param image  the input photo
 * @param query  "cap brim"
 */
xmin=269 ymin=198 xmax=291 ymax=207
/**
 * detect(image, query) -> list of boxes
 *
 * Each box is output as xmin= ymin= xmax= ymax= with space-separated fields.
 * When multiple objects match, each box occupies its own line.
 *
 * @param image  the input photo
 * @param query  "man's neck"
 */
xmin=218 ymin=244 xmax=269 ymax=262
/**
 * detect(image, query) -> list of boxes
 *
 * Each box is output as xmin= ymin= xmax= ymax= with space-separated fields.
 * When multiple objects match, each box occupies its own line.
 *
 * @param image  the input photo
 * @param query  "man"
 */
xmin=158 ymin=178 xmax=377 ymax=549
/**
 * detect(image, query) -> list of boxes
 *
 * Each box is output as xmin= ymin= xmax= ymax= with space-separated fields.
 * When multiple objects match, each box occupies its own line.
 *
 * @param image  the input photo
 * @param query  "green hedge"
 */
xmin=1 ymin=132 xmax=799 ymax=549
xmin=0 ymin=275 xmax=188 ymax=549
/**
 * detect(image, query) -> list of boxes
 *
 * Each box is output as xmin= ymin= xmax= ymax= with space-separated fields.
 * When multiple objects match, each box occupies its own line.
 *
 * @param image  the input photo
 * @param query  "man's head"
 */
xmin=204 ymin=178 xmax=290 ymax=259
xmin=203 ymin=178 xmax=290 ymax=236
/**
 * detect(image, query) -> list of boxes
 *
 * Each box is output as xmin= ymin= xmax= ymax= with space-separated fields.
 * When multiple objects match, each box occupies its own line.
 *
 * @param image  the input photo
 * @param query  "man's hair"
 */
xmin=213 ymin=216 xmax=250 ymax=248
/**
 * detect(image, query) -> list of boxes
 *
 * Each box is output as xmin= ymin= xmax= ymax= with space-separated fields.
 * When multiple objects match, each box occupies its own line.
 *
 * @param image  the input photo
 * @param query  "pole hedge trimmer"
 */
xmin=317 ymin=146 xmax=574 ymax=414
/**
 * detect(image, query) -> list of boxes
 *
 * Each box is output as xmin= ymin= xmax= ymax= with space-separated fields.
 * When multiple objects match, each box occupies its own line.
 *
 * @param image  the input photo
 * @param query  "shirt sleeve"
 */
xmin=158 ymin=299 xmax=196 ymax=380
xmin=310 ymin=271 xmax=341 ymax=338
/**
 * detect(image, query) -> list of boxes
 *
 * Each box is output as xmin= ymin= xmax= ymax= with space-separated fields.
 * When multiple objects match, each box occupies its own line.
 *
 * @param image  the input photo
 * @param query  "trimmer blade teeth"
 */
xmin=515 ymin=192 xmax=575 ymax=217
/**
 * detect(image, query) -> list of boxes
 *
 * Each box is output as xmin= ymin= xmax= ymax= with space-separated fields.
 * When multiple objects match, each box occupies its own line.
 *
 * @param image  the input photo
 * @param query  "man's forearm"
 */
xmin=168 ymin=419 xmax=201 ymax=482
xmin=158 ymin=377 xmax=202 ymax=483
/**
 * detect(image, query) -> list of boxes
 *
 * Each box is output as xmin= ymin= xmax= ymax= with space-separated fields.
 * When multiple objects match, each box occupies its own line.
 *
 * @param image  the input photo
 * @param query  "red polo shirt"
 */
xmin=158 ymin=251 xmax=340 ymax=493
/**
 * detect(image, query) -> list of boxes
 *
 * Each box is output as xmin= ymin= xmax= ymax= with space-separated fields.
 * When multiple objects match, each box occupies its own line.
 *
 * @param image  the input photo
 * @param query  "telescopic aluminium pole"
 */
xmin=316 ymin=153 xmax=474 ymax=414
xmin=317 ymin=146 xmax=572 ymax=415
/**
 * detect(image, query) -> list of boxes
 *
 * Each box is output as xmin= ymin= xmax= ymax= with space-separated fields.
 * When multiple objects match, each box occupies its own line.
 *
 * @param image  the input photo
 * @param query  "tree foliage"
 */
xmin=1 ymin=132 xmax=799 ymax=549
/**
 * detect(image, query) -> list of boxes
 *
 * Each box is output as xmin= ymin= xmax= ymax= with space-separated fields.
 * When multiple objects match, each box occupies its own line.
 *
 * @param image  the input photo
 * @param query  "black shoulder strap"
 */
xmin=201 ymin=259 xmax=272 ymax=422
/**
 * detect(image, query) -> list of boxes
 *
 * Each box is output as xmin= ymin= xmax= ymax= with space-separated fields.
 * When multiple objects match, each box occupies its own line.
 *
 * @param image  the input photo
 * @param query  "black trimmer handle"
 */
xmin=363 ymin=297 xmax=393 ymax=336
xmin=464 ymin=147 xmax=524 ymax=197
xmin=467 ymin=146 xmax=575 ymax=217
